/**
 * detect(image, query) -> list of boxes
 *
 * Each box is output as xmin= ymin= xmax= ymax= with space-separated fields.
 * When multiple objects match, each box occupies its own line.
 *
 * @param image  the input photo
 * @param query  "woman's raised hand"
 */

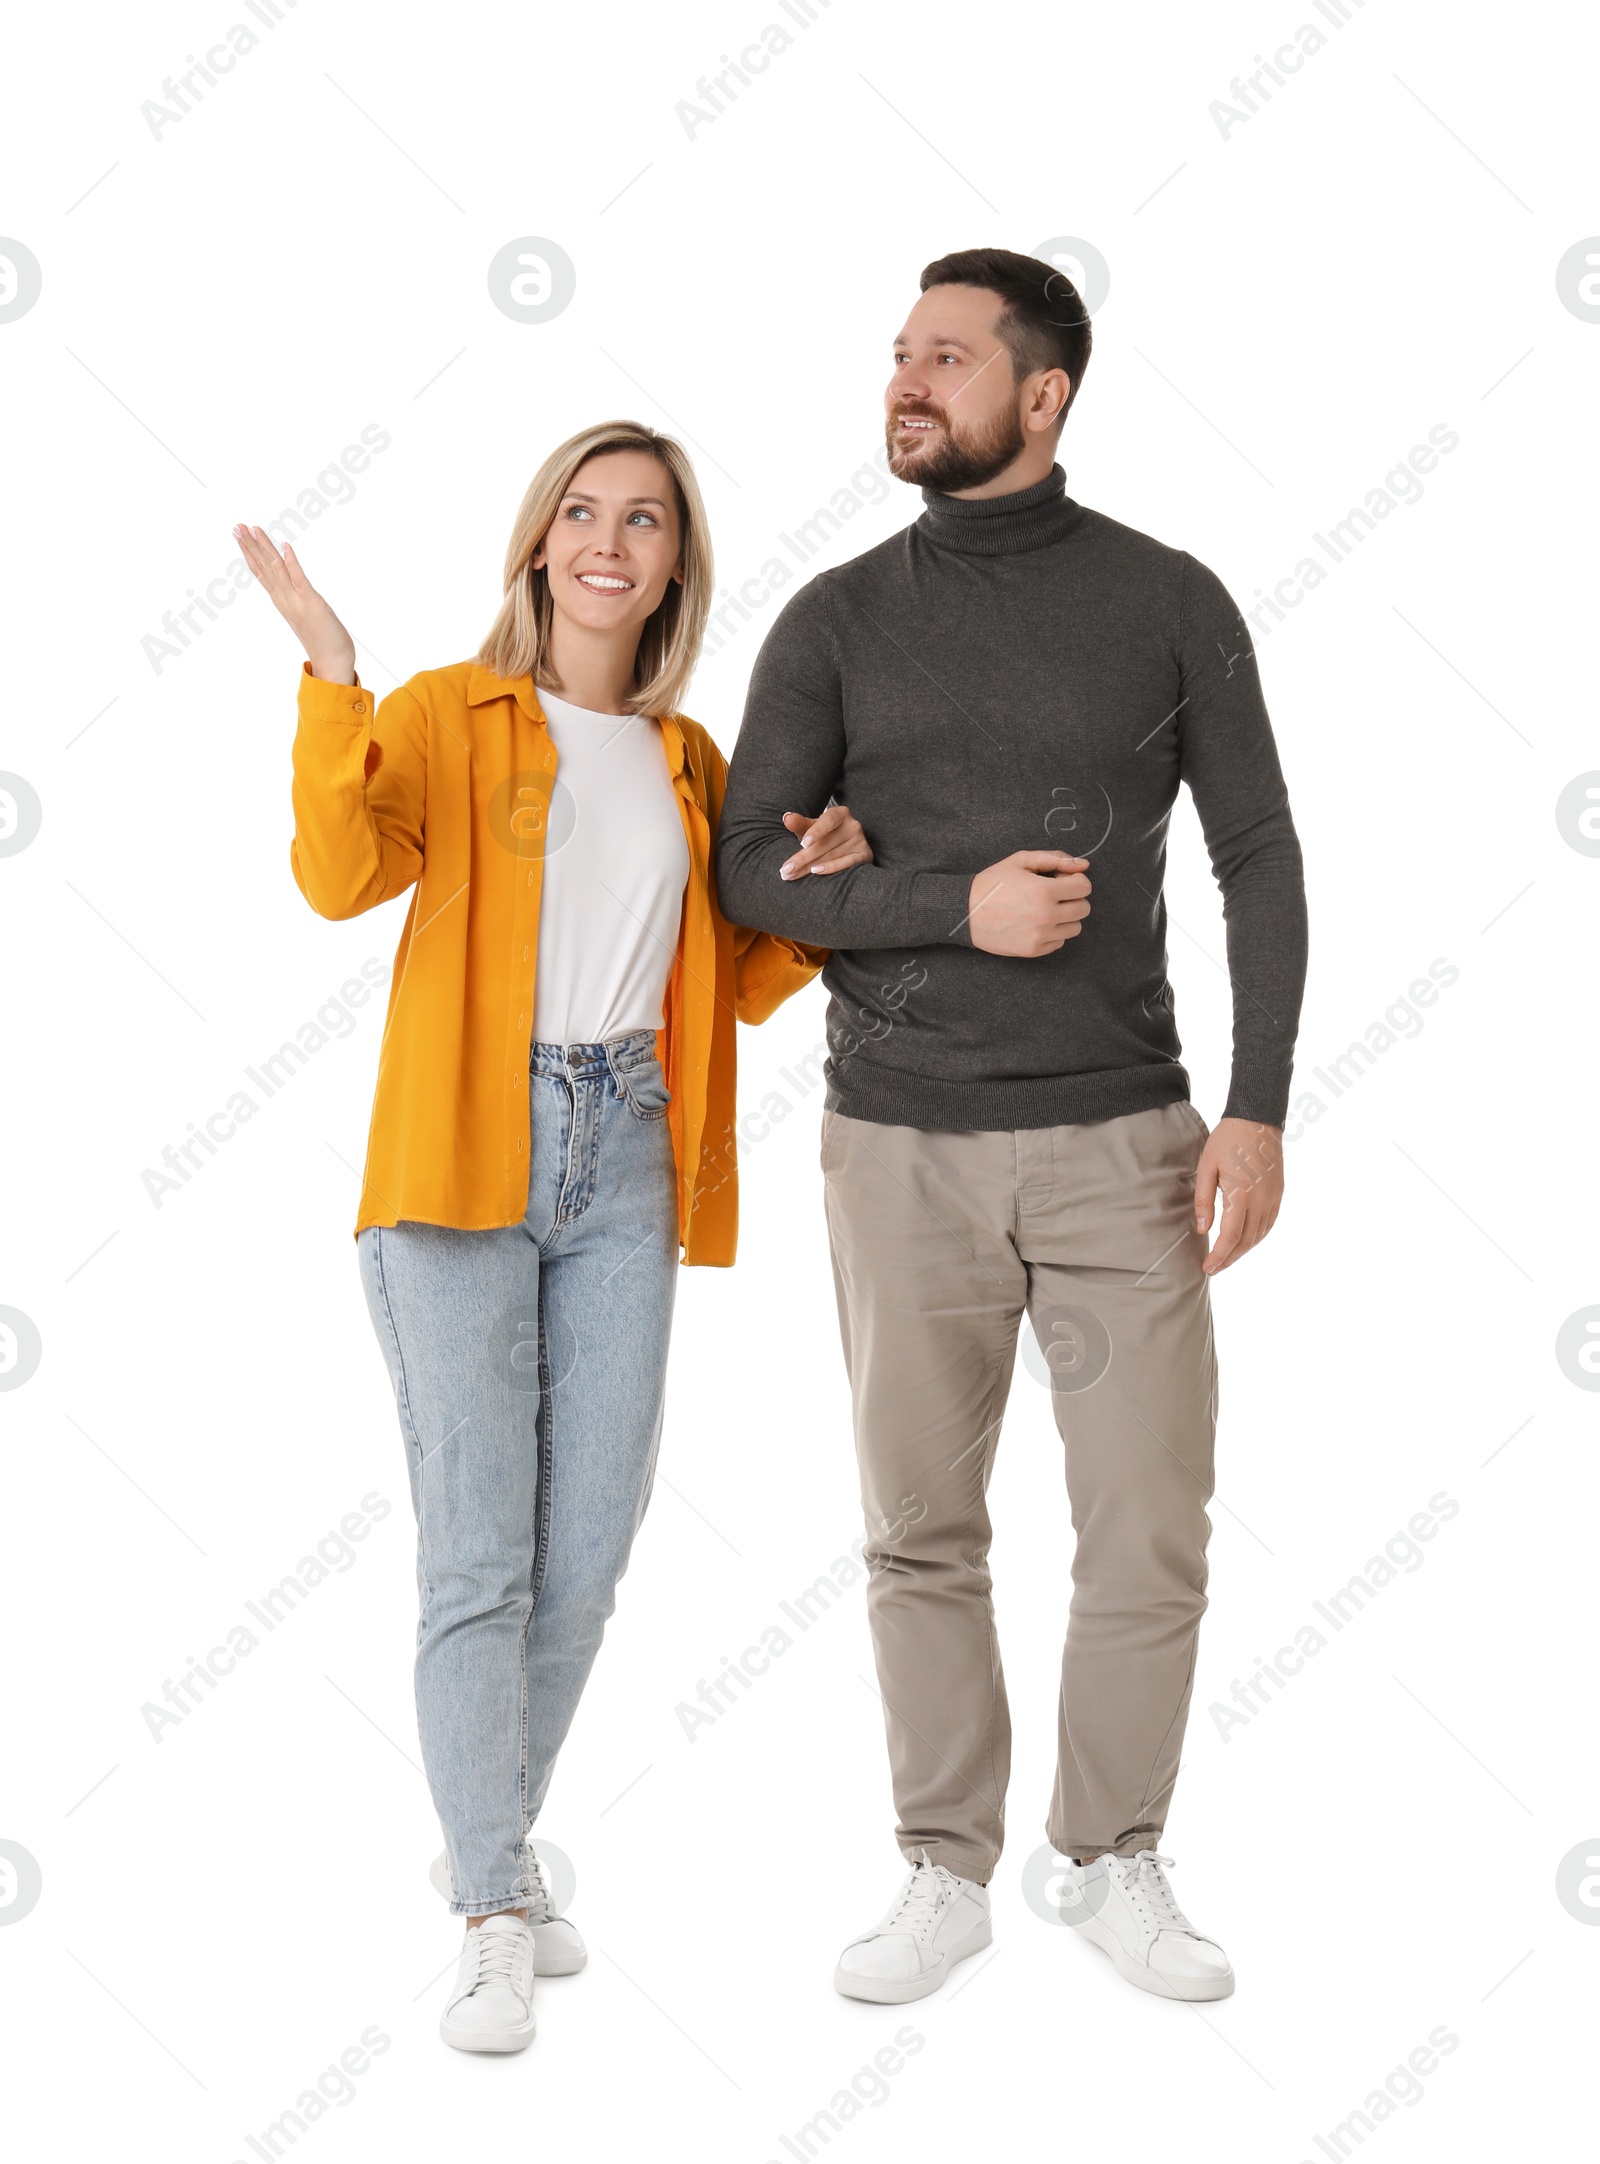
xmin=232 ymin=524 xmax=358 ymax=685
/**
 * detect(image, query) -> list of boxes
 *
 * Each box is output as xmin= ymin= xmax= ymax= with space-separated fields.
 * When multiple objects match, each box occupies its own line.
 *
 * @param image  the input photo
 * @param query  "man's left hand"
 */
xmin=1195 ymin=1117 xmax=1284 ymax=1275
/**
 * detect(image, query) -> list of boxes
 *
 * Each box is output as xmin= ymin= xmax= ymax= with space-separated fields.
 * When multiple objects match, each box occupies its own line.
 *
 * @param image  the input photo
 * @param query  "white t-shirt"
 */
xmin=530 ymin=689 xmax=691 ymax=1047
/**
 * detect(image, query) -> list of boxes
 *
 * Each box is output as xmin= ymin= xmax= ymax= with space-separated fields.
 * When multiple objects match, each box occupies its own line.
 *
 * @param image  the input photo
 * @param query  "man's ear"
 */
xmin=1027 ymin=368 xmax=1071 ymax=431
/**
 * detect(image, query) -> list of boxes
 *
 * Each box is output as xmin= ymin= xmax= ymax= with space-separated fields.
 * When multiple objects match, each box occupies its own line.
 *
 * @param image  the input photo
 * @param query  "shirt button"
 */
xmin=351 ymin=700 xmax=366 ymax=715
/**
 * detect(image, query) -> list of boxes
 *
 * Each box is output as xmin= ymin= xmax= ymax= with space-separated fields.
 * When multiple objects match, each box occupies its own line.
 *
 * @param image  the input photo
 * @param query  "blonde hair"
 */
xmin=477 ymin=420 xmax=713 ymax=717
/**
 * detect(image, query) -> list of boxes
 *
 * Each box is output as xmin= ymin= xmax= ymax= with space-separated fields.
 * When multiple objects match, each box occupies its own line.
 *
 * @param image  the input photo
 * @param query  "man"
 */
xmin=715 ymin=247 xmax=1307 ymax=2005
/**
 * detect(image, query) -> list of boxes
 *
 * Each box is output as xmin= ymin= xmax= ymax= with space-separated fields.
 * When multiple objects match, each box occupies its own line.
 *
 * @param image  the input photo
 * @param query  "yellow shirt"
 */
xmin=289 ymin=661 xmax=825 ymax=1263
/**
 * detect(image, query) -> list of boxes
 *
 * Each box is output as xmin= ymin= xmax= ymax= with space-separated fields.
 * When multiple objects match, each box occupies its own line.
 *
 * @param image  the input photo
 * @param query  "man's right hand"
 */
xmin=967 ymin=851 xmax=1092 ymax=956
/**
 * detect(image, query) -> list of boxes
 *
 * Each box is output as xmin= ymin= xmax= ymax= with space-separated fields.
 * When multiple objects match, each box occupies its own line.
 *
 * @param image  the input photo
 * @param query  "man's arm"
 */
xmin=1176 ymin=552 xmax=1308 ymax=1273
xmin=715 ymin=578 xmax=976 ymax=949
xmin=1177 ymin=552 xmax=1308 ymax=1129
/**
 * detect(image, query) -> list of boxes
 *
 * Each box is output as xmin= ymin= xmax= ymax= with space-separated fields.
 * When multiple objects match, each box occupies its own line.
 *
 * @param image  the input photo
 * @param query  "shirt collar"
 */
xmin=656 ymin=712 xmax=688 ymax=778
xmin=465 ymin=664 xmax=542 ymax=720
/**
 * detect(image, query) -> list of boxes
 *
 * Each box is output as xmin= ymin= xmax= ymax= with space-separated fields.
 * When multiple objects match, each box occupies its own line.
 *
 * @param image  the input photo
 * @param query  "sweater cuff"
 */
xmin=1220 ymin=1083 xmax=1289 ymax=1129
xmin=298 ymin=662 xmax=372 ymax=725
xmin=914 ymin=869 xmax=976 ymax=947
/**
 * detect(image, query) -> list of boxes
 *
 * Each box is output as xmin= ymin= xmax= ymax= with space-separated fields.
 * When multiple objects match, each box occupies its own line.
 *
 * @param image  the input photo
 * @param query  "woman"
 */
xmin=235 ymin=421 xmax=869 ymax=2055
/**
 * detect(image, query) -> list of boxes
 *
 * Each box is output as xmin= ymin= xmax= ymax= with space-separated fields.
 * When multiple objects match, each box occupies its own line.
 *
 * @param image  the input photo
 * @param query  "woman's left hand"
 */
xmin=779 ymin=804 xmax=873 ymax=879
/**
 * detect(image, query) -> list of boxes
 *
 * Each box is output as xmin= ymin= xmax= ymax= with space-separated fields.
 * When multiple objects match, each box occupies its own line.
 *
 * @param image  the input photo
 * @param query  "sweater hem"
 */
xmin=822 ymin=1062 xmax=1192 ymax=1133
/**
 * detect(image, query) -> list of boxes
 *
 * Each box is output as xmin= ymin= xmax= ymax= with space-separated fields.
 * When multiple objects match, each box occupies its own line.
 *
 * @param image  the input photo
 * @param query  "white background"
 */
xmin=2 ymin=1 xmax=1596 ymax=2158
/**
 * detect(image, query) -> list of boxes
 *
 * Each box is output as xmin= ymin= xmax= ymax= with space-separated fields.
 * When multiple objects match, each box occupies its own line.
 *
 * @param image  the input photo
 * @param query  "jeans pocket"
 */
xmin=617 ymin=1056 xmax=671 ymax=1121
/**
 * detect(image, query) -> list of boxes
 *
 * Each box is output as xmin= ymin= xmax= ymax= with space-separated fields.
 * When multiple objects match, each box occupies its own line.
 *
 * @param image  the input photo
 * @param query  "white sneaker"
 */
xmin=439 ymin=1912 xmax=537 ymax=2053
xmin=834 ymin=1856 xmax=992 ymax=2004
xmin=1060 ymin=1850 xmax=1234 ymax=2001
xmin=430 ymin=1849 xmax=587 ymax=1976
xmin=523 ymin=1848 xmax=587 ymax=1975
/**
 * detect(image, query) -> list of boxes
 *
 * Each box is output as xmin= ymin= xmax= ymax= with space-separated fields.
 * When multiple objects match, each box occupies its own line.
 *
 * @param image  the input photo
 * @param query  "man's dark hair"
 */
xmin=919 ymin=247 xmax=1092 ymax=420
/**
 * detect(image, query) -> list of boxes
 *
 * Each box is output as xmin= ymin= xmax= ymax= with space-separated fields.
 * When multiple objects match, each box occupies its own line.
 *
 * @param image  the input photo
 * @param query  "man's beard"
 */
xmin=885 ymin=397 xmax=1027 ymax=492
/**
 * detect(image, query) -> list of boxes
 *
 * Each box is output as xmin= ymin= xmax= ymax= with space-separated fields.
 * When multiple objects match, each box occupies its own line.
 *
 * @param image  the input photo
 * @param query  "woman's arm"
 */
xmin=236 ymin=524 xmax=427 ymax=920
xmin=289 ymin=669 xmax=426 ymax=920
xmin=728 ymin=915 xmax=828 ymax=1024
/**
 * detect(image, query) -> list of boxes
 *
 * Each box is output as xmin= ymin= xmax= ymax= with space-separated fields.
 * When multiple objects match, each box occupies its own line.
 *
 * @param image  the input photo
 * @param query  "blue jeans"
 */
xmin=358 ymin=1029 xmax=678 ymax=1916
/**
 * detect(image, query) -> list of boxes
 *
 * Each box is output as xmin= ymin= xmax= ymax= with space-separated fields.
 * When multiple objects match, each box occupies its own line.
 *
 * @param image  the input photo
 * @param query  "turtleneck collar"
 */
xmin=917 ymin=462 xmax=1080 ymax=556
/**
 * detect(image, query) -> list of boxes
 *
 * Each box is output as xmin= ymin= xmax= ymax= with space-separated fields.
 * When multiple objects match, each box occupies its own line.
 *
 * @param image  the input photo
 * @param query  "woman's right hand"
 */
xmin=233 ymin=524 xmax=358 ymax=685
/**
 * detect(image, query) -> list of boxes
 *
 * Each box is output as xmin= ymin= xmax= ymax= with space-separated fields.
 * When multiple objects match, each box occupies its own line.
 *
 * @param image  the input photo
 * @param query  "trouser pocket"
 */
xmin=615 ymin=1055 xmax=671 ymax=1121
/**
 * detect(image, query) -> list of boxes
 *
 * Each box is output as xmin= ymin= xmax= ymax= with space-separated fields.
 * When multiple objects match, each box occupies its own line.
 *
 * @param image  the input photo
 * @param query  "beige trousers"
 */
xmin=821 ymin=1100 xmax=1218 ymax=1881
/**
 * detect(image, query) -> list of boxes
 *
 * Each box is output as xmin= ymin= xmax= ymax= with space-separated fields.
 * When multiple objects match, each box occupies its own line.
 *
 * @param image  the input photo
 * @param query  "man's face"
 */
xmin=884 ymin=284 xmax=1027 ymax=491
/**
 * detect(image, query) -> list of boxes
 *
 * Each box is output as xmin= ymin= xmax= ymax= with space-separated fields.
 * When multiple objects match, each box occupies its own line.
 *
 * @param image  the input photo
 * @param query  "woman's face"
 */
xmin=532 ymin=449 xmax=684 ymax=641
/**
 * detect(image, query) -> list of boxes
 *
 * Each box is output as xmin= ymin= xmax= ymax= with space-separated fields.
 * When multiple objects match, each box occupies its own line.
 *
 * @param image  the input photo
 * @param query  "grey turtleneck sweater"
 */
xmin=714 ymin=464 xmax=1307 ymax=1131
